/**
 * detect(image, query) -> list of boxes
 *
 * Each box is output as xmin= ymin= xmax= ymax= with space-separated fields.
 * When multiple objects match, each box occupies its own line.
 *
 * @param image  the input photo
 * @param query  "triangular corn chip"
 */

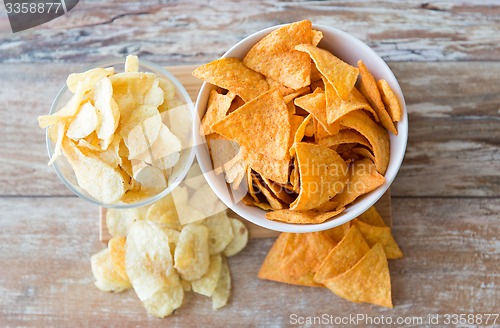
xmin=280 ymin=232 xmax=336 ymax=284
xmin=193 ymin=57 xmax=269 ymax=102
xmin=266 ymin=207 xmax=345 ymax=224
xmin=290 ymin=143 xmax=348 ymax=211
xmin=358 ymin=60 xmax=397 ymax=135
xmin=338 ymin=110 xmax=390 ymax=175
xmin=295 ymin=44 xmax=359 ymax=99
xmin=323 ymin=243 xmax=393 ymax=308
xmin=354 ymin=220 xmax=403 ymax=259
xmin=314 ymin=225 xmax=369 ymax=283
xmin=294 ymin=88 xmax=339 ymax=135
xmin=357 ymin=206 xmax=387 ymax=227
xmin=200 ymin=90 xmax=234 ymax=135
xmin=243 ymin=20 xmax=313 ymax=89
xmin=331 ymin=158 xmax=385 ymax=209
xmin=212 ymin=89 xmax=291 ymax=161
xmin=377 ymin=79 xmax=402 ymax=122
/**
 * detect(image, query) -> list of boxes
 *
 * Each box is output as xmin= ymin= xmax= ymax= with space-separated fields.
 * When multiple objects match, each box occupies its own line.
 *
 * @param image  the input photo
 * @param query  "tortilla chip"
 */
xmin=265 ymin=76 xmax=296 ymax=97
xmin=352 ymin=147 xmax=375 ymax=163
xmin=324 ymin=80 xmax=378 ymax=124
xmin=323 ymin=243 xmax=393 ymax=308
xmin=295 ymin=44 xmax=359 ymax=99
xmin=289 ymin=143 xmax=348 ymax=211
xmin=377 ymin=79 xmax=402 ymax=122
xmin=192 ymin=57 xmax=269 ymax=102
xmin=357 ymin=206 xmax=387 ymax=227
xmin=227 ymin=95 xmax=245 ymax=113
xmin=354 ymin=220 xmax=403 ymax=259
xmin=314 ymin=225 xmax=370 ymax=284
xmin=266 ymin=207 xmax=345 ymax=224
xmin=280 ymin=232 xmax=335 ymax=285
xmin=323 ymin=222 xmax=351 ymax=243
xmin=241 ymin=194 xmax=273 ymax=211
xmin=338 ymin=110 xmax=390 ymax=175
xmin=290 ymin=114 xmax=311 ymax=156
xmin=242 ymin=148 xmax=290 ymax=185
xmin=261 ymin=176 xmax=295 ymax=204
xmin=312 ymin=29 xmax=323 ymax=46
xmin=294 ymin=88 xmax=339 ymax=135
xmin=318 ymin=129 xmax=372 ymax=151
xmin=283 ymin=87 xmax=311 ymax=104
xmin=206 ymin=134 xmax=240 ymax=175
xmin=243 ymin=20 xmax=313 ymax=89
xmin=357 ymin=60 xmax=397 ymax=135
xmin=252 ymin=173 xmax=284 ymax=210
xmin=212 ymin=89 xmax=291 ymax=161
xmin=200 ymin=90 xmax=234 ymax=135
xmin=258 ymin=233 xmax=297 ymax=283
xmin=330 ymin=158 xmax=385 ymax=209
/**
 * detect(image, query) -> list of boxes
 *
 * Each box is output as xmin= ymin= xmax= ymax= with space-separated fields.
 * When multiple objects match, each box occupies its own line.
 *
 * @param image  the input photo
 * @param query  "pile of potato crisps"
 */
xmin=38 ymin=55 xmax=184 ymax=204
xmin=259 ymin=206 xmax=402 ymax=307
xmin=193 ymin=20 xmax=403 ymax=224
xmin=91 ymin=193 xmax=248 ymax=317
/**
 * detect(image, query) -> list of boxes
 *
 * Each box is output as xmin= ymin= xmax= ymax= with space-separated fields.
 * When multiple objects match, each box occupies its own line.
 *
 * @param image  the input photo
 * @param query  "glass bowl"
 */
xmin=46 ymin=58 xmax=196 ymax=209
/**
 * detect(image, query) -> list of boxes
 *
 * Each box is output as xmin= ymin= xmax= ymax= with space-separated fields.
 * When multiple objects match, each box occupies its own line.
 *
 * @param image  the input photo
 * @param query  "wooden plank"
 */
xmin=1 ymin=1 xmax=499 ymax=63
xmin=99 ymin=190 xmax=393 ymax=243
xmin=1 ymin=62 xmax=497 ymax=197
xmin=1 ymin=196 xmax=498 ymax=326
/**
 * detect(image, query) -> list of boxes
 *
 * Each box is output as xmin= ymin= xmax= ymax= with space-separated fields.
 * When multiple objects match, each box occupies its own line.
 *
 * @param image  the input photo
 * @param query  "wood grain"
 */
xmin=1 ymin=197 xmax=498 ymax=326
xmin=98 ymin=190 xmax=393 ymax=243
xmin=1 ymin=1 xmax=499 ymax=63
xmin=2 ymin=62 xmax=498 ymax=197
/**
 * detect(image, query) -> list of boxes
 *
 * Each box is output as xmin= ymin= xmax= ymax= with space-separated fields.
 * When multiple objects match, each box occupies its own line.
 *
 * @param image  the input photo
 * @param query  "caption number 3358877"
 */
xmin=5 ymin=2 xmax=63 ymax=14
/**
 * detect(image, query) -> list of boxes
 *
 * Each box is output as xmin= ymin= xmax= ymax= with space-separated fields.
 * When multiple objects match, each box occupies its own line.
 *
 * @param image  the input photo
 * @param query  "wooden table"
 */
xmin=1 ymin=1 xmax=499 ymax=326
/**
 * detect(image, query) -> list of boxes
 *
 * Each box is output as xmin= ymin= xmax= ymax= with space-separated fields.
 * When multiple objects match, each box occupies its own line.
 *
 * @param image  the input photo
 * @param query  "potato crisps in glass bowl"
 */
xmin=40 ymin=55 xmax=195 ymax=208
xmin=193 ymin=20 xmax=408 ymax=233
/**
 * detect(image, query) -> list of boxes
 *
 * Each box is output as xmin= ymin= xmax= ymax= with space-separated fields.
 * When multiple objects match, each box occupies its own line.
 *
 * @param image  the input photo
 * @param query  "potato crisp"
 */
xmin=193 ymin=20 xmax=403 ymax=225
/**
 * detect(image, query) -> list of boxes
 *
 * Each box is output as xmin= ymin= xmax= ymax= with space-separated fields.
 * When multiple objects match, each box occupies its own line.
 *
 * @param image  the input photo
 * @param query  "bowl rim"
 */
xmin=46 ymin=57 xmax=196 ymax=209
xmin=194 ymin=23 xmax=408 ymax=232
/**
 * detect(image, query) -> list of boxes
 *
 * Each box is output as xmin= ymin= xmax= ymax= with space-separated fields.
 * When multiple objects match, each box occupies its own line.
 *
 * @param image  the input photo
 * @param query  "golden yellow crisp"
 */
xmin=377 ymin=79 xmax=402 ymax=122
xmin=324 ymin=80 xmax=378 ymax=124
xmin=193 ymin=57 xmax=269 ymax=102
xmin=354 ymin=220 xmax=403 ymax=259
xmin=266 ymin=207 xmax=345 ymax=224
xmin=212 ymin=89 xmax=291 ymax=161
xmin=294 ymin=88 xmax=339 ymax=134
xmin=338 ymin=110 xmax=390 ymax=175
xmin=290 ymin=143 xmax=348 ymax=211
xmin=244 ymin=20 xmax=313 ymax=89
xmin=323 ymin=243 xmax=393 ymax=308
xmin=317 ymin=129 xmax=372 ymax=151
xmin=357 ymin=206 xmax=387 ymax=227
xmin=331 ymin=158 xmax=385 ymax=209
xmin=295 ymin=44 xmax=359 ymax=99
xmin=242 ymin=148 xmax=291 ymax=185
xmin=200 ymin=90 xmax=234 ymax=135
xmin=258 ymin=233 xmax=297 ymax=283
xmin=280 ymin=232 xmax=335 ymax=285
xmin=314 ymin=225 xmax=369 ymax=283
xmin=358 ymin=60 xmax=397 ymax=135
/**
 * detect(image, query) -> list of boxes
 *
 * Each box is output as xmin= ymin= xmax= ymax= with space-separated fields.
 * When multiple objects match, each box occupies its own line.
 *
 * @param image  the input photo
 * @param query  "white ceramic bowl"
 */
xmin=47 ymin=58 xmax=196 ymax=209
xmin=194 ymin=24 xmax=408 ymax=232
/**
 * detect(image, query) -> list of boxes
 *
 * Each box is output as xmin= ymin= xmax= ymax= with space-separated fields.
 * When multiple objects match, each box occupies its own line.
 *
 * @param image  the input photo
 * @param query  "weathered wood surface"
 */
xmin=1 ymin=197 xmax=498 ymax=327
xmin=1 ymin=1 xmax=499 ymax=326
xmin=1 ymin=1 xmax=499 ymax=63
xmin=1 ymin=62 xmax=498 ymax=197
xmin=99 ymin=191 xmax=393 ymax=243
